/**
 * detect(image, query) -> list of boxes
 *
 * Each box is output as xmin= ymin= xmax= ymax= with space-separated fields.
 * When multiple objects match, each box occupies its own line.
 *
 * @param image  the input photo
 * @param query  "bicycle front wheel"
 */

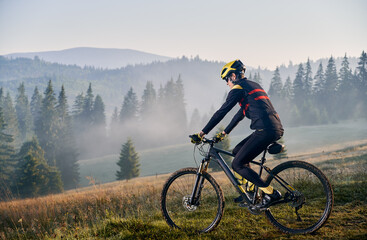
xmin=161 ymin=167 xmax=224 ymax=233
xmin=264 ymin=161 xmax=333 ymax=234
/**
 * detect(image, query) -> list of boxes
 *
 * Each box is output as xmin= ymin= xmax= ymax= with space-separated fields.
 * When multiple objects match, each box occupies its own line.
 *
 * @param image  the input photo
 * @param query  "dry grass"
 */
xmin=0 ymin=174 xmax=171 ymax=239
xmin=1 ymin=144 xmax=367 ymax=239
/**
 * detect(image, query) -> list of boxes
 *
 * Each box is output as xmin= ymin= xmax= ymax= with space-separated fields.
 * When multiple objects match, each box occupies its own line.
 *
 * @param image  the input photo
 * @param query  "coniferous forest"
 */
xmin=0 ymin=51 xmax=366 ymax=199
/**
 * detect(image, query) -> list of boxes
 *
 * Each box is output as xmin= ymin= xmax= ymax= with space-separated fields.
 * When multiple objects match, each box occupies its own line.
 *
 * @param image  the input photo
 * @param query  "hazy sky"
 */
xmin=0 ymin=0 xmax=366 ymax=69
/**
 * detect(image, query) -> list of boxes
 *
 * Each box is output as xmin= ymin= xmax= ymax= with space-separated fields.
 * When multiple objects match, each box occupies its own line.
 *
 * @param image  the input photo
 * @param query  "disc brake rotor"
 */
xmin=182 ymin=196 xmax=197 ymax=211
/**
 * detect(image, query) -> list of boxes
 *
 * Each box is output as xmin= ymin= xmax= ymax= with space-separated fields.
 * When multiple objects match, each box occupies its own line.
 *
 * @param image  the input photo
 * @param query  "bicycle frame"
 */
xmin=190 ymin=139 xmax=295 ymax=207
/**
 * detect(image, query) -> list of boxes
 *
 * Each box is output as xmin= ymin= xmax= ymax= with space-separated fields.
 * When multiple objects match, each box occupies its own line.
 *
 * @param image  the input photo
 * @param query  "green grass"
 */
xmin=36 ymin=186 xmax=367 ymax=240
xmin=2 ymin=143 xmax=367 ymax=239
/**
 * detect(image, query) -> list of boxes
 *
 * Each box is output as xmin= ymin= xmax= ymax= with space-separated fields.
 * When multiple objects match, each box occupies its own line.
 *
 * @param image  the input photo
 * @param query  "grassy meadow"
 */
xmin=78 ymin=120 xmax=367 ymax=187
xmin=1 ymin=143 xmax=367 ymax=239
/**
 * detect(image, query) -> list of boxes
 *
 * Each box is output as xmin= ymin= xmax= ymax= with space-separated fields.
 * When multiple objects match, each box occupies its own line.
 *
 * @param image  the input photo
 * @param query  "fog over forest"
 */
xmin=0 ymin=50 xmax=366 ymax=192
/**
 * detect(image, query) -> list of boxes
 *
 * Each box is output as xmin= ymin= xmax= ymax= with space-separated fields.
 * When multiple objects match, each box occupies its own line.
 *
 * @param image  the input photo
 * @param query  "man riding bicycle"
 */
xmin=191 ymin=59 xmax=284 ymax=208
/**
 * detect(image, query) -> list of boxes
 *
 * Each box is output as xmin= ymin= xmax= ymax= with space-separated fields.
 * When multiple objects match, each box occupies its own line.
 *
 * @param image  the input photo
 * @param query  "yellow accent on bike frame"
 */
xmin=234 ymin=171 xmax=274 ymax=194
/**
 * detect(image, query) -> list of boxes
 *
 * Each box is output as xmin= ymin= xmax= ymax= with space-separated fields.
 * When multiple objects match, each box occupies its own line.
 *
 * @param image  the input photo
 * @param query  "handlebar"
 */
xmin=189 ymin=135 xmax=216 ymax=145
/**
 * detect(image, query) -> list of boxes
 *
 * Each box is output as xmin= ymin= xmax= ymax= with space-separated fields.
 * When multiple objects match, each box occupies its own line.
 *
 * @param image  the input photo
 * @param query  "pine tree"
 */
xmin=174 ymin=75 xmax=188 ymax=131
xmin=313 ymin=63 xmax=325 ymax=96
xmin=15 ymin=83 xmax=33 ymax=141
xmin=356 ymin=51 xmax=367 ymax=118
xmin=211 ymin=126 xmax=231 ymax=172
xmin=30 ymin=86 xmax=42 ymax=130
xmin=14 ymin=137 xmax=63 ymax=198
xmin=304 ymin=59 xmax=313 ymax=97
xmin=55 ymin=86 xmax=79 ymax=189
xmin=337 ymin=54 xmax=355 ymax=119
xmin=268 ymin=67 xmax=283 ymax=99
xmin=92 ymin=95 xmax=106 ymax=126
xmin=81 ymin=83 xmax=94 ymax=126
xmin=324 ymin=56 xmax=338 ymax=94
xmin=119 ymin=87 xmax=139 ymax=123
xmin=140 ymin=81 xmax=157 ymax=121
xmin=282 ymin=76 xmax=293 ymax=100
xmin=116 ymin=138 xmax=140 ymax=180
xmin=293 ymin=63 xmax=305 ymax=106
xmin=35 ymin=80 xmax=59 ymax=166
xmin=0 ymin=107 xmax=16 ymax=194
xmin=324 ymin=56 xmax=338 ymax=119
xmin=71 ymin=92 xmax=85 ymax=134
xmin=2 ymin=92 xmax=21 ymax=147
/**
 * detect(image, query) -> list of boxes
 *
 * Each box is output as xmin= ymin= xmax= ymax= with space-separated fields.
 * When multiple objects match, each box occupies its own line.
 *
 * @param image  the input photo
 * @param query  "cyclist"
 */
xmin=191 ymin=59 xmax=284 ymax=208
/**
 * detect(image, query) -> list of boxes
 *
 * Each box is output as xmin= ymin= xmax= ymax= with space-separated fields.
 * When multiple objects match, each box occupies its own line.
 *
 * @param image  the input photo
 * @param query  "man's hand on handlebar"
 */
xmin=190 ymin=131 xmax=205 ymax=144
xmin=214 ymin=131 xmax=226 ymax=143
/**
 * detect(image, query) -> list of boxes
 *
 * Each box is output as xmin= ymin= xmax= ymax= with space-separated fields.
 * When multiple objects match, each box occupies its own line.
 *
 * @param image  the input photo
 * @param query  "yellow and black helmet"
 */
xmin=220 ymin=59 xmax=246 ymax=80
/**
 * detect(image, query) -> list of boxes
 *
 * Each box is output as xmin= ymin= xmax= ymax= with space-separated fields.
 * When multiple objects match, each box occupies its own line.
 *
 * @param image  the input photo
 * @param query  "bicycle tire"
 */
xmin=264 ymin=161 xmax=333 ymax=234
xmin=161 ymin=167 xmax=225 ymax=233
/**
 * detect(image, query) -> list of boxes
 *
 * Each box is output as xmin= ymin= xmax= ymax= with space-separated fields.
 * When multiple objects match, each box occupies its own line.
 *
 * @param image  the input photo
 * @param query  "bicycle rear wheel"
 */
xmin=161 ymin=167 xmax=224 ymax=233
xmin=264 ymin=161 xmax=333 ymax=234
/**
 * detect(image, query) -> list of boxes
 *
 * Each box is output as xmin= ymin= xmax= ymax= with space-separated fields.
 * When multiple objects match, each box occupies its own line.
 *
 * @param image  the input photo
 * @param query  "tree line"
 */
xmin=266 ymin=52 xmax=367 ymax=126
xmin=0 ymin=75 xmax=189 ymax=199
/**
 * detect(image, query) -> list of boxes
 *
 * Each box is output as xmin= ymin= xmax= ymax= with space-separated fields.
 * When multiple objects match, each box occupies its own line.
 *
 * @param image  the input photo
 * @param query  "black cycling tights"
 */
xmin=231 ymin=129 xmax=283 ymax=188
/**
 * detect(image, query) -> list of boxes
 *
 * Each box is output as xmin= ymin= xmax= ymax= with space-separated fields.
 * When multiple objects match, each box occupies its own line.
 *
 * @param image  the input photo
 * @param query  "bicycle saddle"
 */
xmin=267 ymin=142 xmax=284 ymax=154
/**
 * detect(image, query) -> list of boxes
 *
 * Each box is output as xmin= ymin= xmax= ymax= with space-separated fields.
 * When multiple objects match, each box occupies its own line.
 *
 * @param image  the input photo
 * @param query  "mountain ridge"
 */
xmin=3 ymin=47 xmax=173 ymax=69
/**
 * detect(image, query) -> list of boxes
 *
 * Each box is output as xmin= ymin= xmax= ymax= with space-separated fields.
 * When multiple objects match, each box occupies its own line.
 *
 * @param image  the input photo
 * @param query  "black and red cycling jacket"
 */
xmin=202 ymin=78 xmax=283 ymax=134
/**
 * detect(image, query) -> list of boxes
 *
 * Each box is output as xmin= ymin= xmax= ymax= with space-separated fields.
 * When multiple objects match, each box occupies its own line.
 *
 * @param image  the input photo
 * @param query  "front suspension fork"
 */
xmin=189 ymin=158 xmax=209 ymax=205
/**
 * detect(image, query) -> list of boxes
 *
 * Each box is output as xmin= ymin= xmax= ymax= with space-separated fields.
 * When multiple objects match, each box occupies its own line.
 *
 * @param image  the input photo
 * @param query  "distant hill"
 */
xmin=3 ymin=47 xmax=172 ymax=69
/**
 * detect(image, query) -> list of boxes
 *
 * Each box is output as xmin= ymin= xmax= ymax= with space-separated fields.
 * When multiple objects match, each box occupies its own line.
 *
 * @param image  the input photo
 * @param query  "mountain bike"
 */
xmin=160 ymin=136 xmax=333 ymax=234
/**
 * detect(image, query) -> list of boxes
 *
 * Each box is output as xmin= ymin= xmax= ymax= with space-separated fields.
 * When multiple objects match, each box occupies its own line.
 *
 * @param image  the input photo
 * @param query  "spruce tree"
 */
xmin=55 ymin=86 xmax=79 ymax=189
xmin=338 ymin=54 xmax=355 ymax=119
xmin=304 ymin=59 xmax=313 ymax=97
xmin=35 ymin=80 xmax=59 ymax=166
xmin=293 ymin=63 xmax=305 ymax=106
xmin=14 ymin=137 xmax=63 ymax=198
xmin=140 ymin=81 xmax=157 ymax=121
xmin=15 ymin=83 xmax=33 ymax=141
xmin=81 ymin=83 xmax=94 ymax=127
xmin=282 ymin=76 xmax=293 ymax=101
xmin=119 ymin=87 xmax=139 ymax=124
xmin=324 ymin=56 xmax=338 ymax=94
xmin=268 ymin=67 xmax=283 ymax=100
xmin=324 ymin=56 xmax=338 ymax=119
xmin=356 ymin=51 xmax=367 ymax=118
xmin=313 ymin=63 xmax=325 ymax=96
xmin=2 ymin=92 xmax=21 ymax=147
xmin=71 ymin=92 xmax=85 ymax=134
xmin=92 ymin=95 xmax=106 ymax=126
xmin=30 ymin=87 xmax=42 ymax=130
xmin=116 ymin=138 xmax=140 ymax=180
xmin=0 ymin=107 xmax=16 ymax=194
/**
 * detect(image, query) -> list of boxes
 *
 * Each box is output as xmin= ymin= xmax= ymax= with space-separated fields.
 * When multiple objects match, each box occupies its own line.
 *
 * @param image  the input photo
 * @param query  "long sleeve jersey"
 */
xmin=202 ymin=78 xmax=283 ymax=134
